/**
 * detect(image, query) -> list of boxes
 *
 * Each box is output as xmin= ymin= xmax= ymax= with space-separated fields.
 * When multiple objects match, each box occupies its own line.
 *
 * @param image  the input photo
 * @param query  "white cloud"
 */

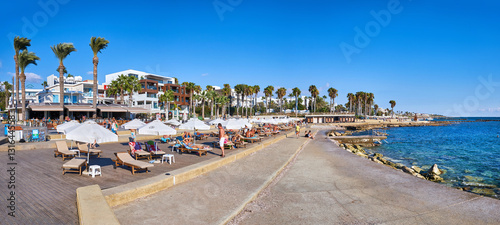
xmin=25 ymin=73 xmax=42 ymax=83
xmin=6 ymin=72 xmax=42 ymax=83
xmin=478 ymin=107 xmax=500 ymax=112
xmin=87 ymin=71 xmax=93 ymax=75
xmin=201 ymin=73 xmax=208 ymax=76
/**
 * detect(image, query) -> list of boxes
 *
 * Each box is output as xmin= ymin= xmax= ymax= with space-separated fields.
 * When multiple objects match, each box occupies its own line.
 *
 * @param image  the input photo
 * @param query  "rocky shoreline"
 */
xmin=330 ymin=140 xmax=500 ymax=200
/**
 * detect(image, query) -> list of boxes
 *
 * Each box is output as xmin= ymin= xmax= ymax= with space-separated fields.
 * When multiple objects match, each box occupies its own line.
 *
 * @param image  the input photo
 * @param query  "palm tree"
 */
xmin=291 ymin=87 xmax=301 ymax=117
xmin=264 ymin=86 xmax=274 ymax=113
xmin=327 ymin=87 xmax=338 ymax=113
xmin=355 ymin=92 xmax=364 ymax=115
xmin=51 ymin=43 xmax=77 ymax=120
xmin=107 ymin=80 xmax=120 ymax=104
xmin=244 ymin=85 xmax=253 ymax=117
xmin=13 ymin=37 xmax=31 ymax=118
xmin=3 ymin=81 xmax=12 ymax=111
xmin=366 ymin=93 xmax=374 ymax=116
xmin=389 ymin=100 xmax=396 ymax=117
xmin=173 ymin=77 xmax=178 ymax=84
xmin=222 ymin=84 xmax=231 ymax=117
xmin=124 ymin=75 xmax=141 ymax=107
xmin=89 ymin=37 xmax=109 ymax=110
xmin=18 ymin=50 xmax=40 ymax=121
xmin=276 ymin=87 xmax=286 ymax=113
xmin=41 ymin=81 xmax=48 ymax=90
xmin=206 ymin=85 xmax=214 ymax=118
xmin=181 ymin=82 xmax=196 ymax=117
xmin=159 ymin=90 xmax=174 ymax=120
xmin=116 ymin=74 xmax=129 ymax=104
xmin=308 ymin=85 xmax=318 ymax=113
xmin=253 ymin=85 xmax=260 ymax=114
xmin=374 ymin=104 xmax=379 ymax=115
xmin=347 ymin=93 xmax=354 ymax=113
xmin=234 ymin=84 xmax=245 ymax=116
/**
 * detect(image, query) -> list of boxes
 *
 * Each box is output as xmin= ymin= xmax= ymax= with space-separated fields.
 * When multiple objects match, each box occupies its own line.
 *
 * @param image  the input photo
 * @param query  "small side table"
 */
xmin=69 ymin=149 xmax=80 ymax=157
xmin=89 ymin=165 xmax=102 ymax=178
xmin=162 ymin=154 xmax=175 ymax=164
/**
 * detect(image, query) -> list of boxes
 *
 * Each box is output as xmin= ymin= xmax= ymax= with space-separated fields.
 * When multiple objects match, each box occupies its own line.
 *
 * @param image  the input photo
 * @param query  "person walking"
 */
xmin=295 ymin=123 xmax=300 ymax=138
xmin=218 ymin=123 xmax=226 ymax=157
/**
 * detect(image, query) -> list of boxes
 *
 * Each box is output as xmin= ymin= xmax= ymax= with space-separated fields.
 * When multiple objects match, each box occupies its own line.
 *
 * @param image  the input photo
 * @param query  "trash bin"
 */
xmin=4 ymin=124 xmax=9 ymax=136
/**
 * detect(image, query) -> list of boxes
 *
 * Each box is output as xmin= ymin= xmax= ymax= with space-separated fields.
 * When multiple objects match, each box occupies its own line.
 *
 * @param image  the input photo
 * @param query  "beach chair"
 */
xmin=54 ymin=141 xmax=77 ymax=160
xmin=113 ymin=152 xmax=154 ymax=175
xmin=77 ymin=143 xmax=102 ymax=158
xmin=128 ymin=142 xmax=151 ymax=160
xmin=178 ymin=140 xmax=211 ymax=156
xmin=62 ymin=158 xmax=87 ymax=175
xmin=242 ymin=136 xmax=262 ymax=143
xmin=235 ymin=140 xmax=247 ymax=148
xmin=145 ymin=141 xmax=166 ymax=159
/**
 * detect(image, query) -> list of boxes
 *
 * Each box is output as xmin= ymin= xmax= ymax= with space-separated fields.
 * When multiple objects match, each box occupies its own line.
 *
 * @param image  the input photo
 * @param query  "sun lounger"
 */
xmin=178 ymin=141 xmax=212 ymax=156
xmin=235 ymin=140 xmax=247 ymax=148
xmin=62 ymin=158 xmax=87 ymax=175
xmin=242 ymin=136 xmax=262 ymax=143
xmin=77 ymin=143 xmax=102 ymax=158
xmin=112 ymin=152 xmax=154 ymax=175
xmin=145 ymin=141 xmax=166 ymax=159
xmin=54 ymin=141 xmax=77 ymax=160
xmin=128 ymin=142 xmax=151 ymax=160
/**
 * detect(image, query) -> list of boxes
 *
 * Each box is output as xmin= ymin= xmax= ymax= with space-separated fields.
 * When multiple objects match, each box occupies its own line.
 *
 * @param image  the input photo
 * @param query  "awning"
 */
xmin=29 ymin=105 xmax=64 ymax=112
xmin=65 ymin=105 xmax=96 ymax=112
xmin=126 ymin=107 xmax=150 ymax=113
xmin=97 ymin=105 xmax=128 ymax=112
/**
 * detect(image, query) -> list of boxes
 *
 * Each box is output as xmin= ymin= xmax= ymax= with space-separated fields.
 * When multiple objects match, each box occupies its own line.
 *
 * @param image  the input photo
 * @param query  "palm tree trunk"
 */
xmin=21 ymin=74 xmax=26 ymax=121
xmin=92 ymin=56 xmax=98 ymax=110
xmin=202 ymin=100 xmax=205 ymax=119
xmin=14 ymin=55 xmax=20 ymax=118
xmin=120 ymin=89 xmax=124 ymax=104
xmin=59 ymin=64 xmax=65 ymax=121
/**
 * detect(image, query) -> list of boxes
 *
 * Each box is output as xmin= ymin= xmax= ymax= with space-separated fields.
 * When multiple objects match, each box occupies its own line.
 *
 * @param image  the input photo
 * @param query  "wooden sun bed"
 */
xmin=129 ymin=145 xmax=152 ymax=160
xmin=242 ymin=136 xmax=262 ymax=143
xmin=178 ymin=141 xmax=212 ymax=156
xmin=62 ymin=158 xmax=87 ymax=175
xmin=112 ymin=152 xmax=154 ymax=175
xmin=54 ymin=141 xmax=77 ymax=161
xmin=77 ymin=143 xmax=102 ymax=158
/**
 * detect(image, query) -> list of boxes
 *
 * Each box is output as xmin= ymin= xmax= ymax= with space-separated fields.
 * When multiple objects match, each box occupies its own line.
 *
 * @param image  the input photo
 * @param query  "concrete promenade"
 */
xmin=113 ymin=134 xmax=310 ymax=224
xmin=233 ymin=131 xmax=500 ymax=224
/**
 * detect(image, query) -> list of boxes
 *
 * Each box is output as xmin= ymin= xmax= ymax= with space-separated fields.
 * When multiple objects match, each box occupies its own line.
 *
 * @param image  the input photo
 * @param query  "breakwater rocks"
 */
xmin=339 ymin=143 xmax=444 ymax=182
xmin=343 ymin=121 xmax=454 ymax=131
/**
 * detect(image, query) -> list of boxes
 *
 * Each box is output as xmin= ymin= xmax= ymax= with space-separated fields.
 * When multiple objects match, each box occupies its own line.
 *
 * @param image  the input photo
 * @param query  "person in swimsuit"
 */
xmin=218 ymin=123 xmax=226 ymax=157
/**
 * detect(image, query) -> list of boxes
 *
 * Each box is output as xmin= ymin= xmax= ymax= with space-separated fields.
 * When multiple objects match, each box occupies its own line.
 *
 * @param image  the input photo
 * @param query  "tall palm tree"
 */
xmin=244 ymin=85 xmax=253 ymax=117
xmin=264 ymin=86 xmax=274 ymax=113
xmin=13 ymin=37 xmax=31 ymax=118
xmin=116 ymin=74 xmax=129 ymax=104
xmin=196 ymin=90 xmax=208 ymax=119
xmin=253 ymin=85 xmax=260 ymax=114
xmin=107 ymin=80 xmax=120 ymax=104
xmin=374 ymin=104 xmax=379 ymax=115
xmin=89 ymin=37 xmax=109 ymax=110
xmin=159 ymin=90 xmax=174 ymax=120
xmin=276 ymin=87 xmax=287 ymax=114
xmin=234 ymin=84 xmax=244 ymax=116
xmin=308 ymin=85 xmax=318 ymax=113
xmin=125 ymin=75 xmax=141 ymax=107
xmin=389 ymin=100 xmax=396 ymax=117
xmin=18 ymin=50 xmax=40 ymax=121
xmin=51 ymin=43 xmax=77 ymax=120
xmin=366 ymin=93 xmax=374 ymax=116
xmin=182 ymin=82 xmax=196 ymax=117
xmin=355 ymin=91 xmax=364 ymax=115
xmin=347 ymin=93 xmax=354 ymax=113
xmin=291 ymin=87 xmax=301 ymax=117
xmin=3 ymin=81 xmax=12 ymax=111
xmin=206 ymin=85 xmax=214 ymax=118
xmin=327 ymin=87 xmax=338 ymax=113
xmin=222 ymin=84 xmax=231 ymax=116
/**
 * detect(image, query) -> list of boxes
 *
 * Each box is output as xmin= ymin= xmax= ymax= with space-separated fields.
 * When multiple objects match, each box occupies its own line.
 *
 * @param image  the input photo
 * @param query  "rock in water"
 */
xmin=429 ymin=164 xmax=441 ymax=176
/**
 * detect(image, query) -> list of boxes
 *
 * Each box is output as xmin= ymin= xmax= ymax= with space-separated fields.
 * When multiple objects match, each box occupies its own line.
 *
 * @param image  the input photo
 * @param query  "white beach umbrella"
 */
xmin=209 ymin=118 xmax=225 ymax=125
xmin=121 ymin=119 xmax=146 ymax=129
xmin=179 ymin=118 xmax=210 ymax=130
xmin=65 ymin=123 xmax=118 ymax=167
xmin=83 ymin=120 xmax=97 ymax=124
xmin=224 ymin=119 xmax=244 ymax=130
xmin=165 ymin=118 xmax=181 ymax=126
xmin=138 ymin=120 xmax=177 ymax=135
xmin=57 ymin=121 xmax=80 ymax=134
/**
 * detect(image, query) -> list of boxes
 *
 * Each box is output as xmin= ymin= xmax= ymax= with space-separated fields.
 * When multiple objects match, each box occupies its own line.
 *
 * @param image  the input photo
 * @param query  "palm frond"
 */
xmin=14 ymin=36 xmax=31 ymax=53
xmin=18 ymin=50 xmax=40 ymax=72
xmin=51 ymin=43 xmax=77 ymax=62
xmin=90 ymin=37 xmax=109 ymax=55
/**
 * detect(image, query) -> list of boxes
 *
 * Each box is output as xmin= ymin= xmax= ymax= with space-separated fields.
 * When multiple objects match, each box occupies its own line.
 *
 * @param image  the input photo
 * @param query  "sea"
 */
xmin=363 ymin=117 xmax=500 ymax=199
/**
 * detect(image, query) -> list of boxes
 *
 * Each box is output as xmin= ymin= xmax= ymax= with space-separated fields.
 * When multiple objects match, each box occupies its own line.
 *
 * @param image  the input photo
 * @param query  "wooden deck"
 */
xmin=0 ymin=135 xmax=281 ymax=224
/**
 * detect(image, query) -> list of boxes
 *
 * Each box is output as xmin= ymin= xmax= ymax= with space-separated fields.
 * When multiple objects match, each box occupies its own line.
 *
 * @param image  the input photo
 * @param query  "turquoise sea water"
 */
xmin=365 ymin=118 xmax=500 ymax=198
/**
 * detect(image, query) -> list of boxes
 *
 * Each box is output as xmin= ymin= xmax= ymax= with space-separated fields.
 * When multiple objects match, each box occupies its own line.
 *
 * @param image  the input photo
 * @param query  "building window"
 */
xmin=167 ymin=81 xmax=172 ymax=84
xmin=53 ymin=95 xmax=59 ymax=103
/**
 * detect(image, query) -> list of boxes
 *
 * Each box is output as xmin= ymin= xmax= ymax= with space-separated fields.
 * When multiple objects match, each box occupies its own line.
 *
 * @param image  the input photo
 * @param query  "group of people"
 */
xmin=103 ymin=118 xmax=119 ymax=134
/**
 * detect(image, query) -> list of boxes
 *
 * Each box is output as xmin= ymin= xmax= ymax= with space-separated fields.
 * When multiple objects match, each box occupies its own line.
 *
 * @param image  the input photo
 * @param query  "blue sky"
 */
xmin=1 ymin=0 xmax=500 ymax=116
